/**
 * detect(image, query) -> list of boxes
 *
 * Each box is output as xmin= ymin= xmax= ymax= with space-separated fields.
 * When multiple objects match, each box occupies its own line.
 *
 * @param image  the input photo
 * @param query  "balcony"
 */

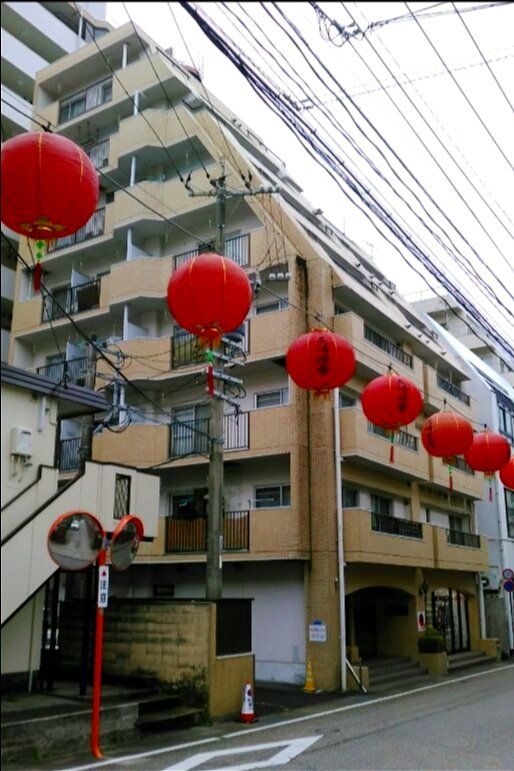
xmin=172 ymin=234 xmax=250 ymax=270
xmin=424 ymin=366 xmax=473 ymax=415
xmin=42 ymin=279 xmax=101 ymax=322
xmin=446 ymin=530 xmax=481 ymax=548
xmin=169 ymin=413 xmax=249 ymax=458
xmin=96 ymin=338 xmax=171 ymax=382
xmin=433 ymin=525 xmax=488 ymax=571
xmin=47 ymin=208 xmax=106 ymax=253
xmin=341 ymin=407 xmax=428 ymax=480
xmin=343 ymin=508 xmax=434 ymax=568
xmin=171 ymin=326 xmax=248 ymax=370
xmin=85 ymin=138 xmax=110 ymax=169
xmin=364 ymin=325 xmax=413 ymax=368
xmin=166 ymin=511 xmax=250 ymax=553
xmin=429 ymin=455 xmax=482 ymax=498
xmin=436 ymin=374 xmax=470 ymax=406
xmin=57 ymin=437 xmax=81 ymax=472
xmin=37 ymin=356 xmax=87 ymax=386
xmin=58 ymin=77 xmax=113 ymax=124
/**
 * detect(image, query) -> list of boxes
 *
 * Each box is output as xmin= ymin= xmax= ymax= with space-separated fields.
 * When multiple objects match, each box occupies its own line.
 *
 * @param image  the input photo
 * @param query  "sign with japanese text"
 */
xmin=308 ymin=620 xmax=327 ymax=642
xmin=97 ymin=566 xmax=109 ymax=608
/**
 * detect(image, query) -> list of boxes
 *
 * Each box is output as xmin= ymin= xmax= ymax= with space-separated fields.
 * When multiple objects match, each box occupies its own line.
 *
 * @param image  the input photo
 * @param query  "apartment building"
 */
xmin=1 ymin=1 xmax=110 ymax=360
xmin=8 ymin=22 xmax=498 ymax=690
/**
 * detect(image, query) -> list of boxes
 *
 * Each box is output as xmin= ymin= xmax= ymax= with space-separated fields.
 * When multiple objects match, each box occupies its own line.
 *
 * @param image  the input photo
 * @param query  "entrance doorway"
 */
xmin=426 ymin=589 xmax=470 ymax=653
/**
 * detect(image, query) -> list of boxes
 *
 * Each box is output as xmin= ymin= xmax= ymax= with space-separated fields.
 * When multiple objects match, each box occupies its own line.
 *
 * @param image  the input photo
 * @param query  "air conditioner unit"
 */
xmin=481 ymin=566 xmax=500 ymax=591
xmin=11 ymin=427 xmax=32 ymax=457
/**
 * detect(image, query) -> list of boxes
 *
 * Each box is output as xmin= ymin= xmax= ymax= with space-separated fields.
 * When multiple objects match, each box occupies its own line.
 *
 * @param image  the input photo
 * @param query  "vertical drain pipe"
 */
xmin=334 ymin=387 xmax=347 ymax=691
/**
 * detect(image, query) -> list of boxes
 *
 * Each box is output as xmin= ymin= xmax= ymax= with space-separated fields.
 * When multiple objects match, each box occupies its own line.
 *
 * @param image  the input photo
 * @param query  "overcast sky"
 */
xmin=106 ymin=2 xmax=514 ymax=348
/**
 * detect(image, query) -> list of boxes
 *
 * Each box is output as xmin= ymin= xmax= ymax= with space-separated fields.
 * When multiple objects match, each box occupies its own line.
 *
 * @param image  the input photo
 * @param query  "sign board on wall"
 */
xmin=308 ymin=620 xmax=327 ymax=642
xmin=417 ymin=611 xmax=426 ymax=632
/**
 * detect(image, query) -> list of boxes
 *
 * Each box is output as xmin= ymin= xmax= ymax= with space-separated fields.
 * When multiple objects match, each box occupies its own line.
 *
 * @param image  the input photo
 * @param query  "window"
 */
xmin=498 ymin=405 xmax=514 ymax=442
xmin=113 ymin=474 xmax=131 ymax=520
xmin=506 ymin=490 xmax=514 ymax=539
xmin=339 ymin=392 xmax=356 ymax=408
xmin=255 ymin=299 xmax=287 ymax=315
xmin=255 ymin=388 xmax=289 ymax=409
xmin=370 ymin=494 xmax=392 ymax=516
xmin=106 ymin=191 xmax=115 ymax=204
xmin=254 ymin=484 xmax=290 ymax=508
xmin=342 ymin=487 xmax=359 ymax=508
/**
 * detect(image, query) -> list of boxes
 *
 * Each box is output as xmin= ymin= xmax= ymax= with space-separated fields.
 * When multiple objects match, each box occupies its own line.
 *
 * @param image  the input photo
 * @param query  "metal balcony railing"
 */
xmin=58 ymin=77 xmax=113 ymax=124
xmin=371 ymin=512 xmax=423 ymax=539
xmin=446 ymin=530 xmax=481 ymax=548
xmin=42 ymin=279 xmax=100 ymax=322
xmin=166 ymin=510 xmax=250 ymax=553
xmin=364 ymin=325 xmax=413 ymax=368
xmin=169 ymin=413 xmax=249 ymax=457
xmin=47 ymin=208 xmax=106 ymax=252
xmin=367 ymin=421 xmax=418 ymax=451
xmin=37 ymin=356 xmax=87 ymax=386
xmin=85 ymin=138 xmax=110 ymax=169
xmin=171 ymin=324 xmax=248 ymax=368
xmin=436 ymin=374 xmax=470 ymax=406
xmin=57 ymin=437 xmax=81 ymax=472
xmin=172 ymin=233 xmax=250 ymax=270
xmin=443 ymin=457 xmax=475 ymax=476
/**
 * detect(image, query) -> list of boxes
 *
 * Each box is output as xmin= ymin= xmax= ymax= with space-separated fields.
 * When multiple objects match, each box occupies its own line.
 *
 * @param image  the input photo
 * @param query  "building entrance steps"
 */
xmin=447 ymin=650 xmax=497 ymax=672
xmin=363 ymin=656 xmax=434 ymax=692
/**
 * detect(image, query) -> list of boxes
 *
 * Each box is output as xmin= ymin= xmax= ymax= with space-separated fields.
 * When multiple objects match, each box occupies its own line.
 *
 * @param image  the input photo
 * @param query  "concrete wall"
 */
xmin=0 ymin=588 xmax=45 ymax=686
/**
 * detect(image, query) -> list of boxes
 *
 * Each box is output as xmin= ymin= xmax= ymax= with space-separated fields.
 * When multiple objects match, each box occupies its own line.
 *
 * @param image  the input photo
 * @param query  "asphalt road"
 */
xmin=47 ymin=664 xmax=514 ymax=771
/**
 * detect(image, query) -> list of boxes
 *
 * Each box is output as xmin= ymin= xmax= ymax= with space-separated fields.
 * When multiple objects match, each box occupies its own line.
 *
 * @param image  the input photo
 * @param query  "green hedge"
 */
xmin=418 ymin=625 xmax=445 ymax=653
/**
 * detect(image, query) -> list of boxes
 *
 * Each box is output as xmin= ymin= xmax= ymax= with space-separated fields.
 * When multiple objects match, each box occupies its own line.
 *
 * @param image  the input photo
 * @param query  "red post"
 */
xmin=91 ymin=549 xmax=106 ymax=759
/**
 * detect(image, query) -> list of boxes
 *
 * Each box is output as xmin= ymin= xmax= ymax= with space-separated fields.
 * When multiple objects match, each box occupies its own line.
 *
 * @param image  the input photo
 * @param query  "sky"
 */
xmin=105 ymin=2 xmax=514 ymax=351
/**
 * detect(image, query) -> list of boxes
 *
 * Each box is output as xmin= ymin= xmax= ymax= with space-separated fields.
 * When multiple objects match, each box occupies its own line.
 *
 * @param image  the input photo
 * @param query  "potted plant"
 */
xmin=418 ymin=625 xmax=445 ymax=653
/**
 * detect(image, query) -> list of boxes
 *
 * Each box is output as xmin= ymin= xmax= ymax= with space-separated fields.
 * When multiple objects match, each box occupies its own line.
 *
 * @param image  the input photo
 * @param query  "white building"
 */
xmin=1 ymin=1 xmax=110 ymax=361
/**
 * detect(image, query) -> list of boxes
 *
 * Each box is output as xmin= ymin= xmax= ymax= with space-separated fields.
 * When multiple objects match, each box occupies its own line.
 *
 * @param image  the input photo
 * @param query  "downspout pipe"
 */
xmin=334 ymin=387 xmax=347 ymax=691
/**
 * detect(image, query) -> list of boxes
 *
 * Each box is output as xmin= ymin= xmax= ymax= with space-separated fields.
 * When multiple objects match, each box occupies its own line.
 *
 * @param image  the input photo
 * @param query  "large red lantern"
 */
xmin=167 ymin=252 xmax=252 ymax=344
xmin=500 ymin=457 xmax=514 ymax=491
xmin=421 ymin=411 xmax=474 ymax=490
xmin=286 ymin=328 xmax=355 ymax=397
xmin=464 ymin=430 xmax=511 ymax=500
xmin=361 ymin=373 xmax=423 ymax=463
xmin=1 ymin=132 xmax=99 ymax=240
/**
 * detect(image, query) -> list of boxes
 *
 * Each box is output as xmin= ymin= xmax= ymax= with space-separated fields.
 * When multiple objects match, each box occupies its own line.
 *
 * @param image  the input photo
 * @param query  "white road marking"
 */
xmin=62 ymin=664 xmax=513 ymax=771
xmin=163 ymin=736 xmax=322 ymax=771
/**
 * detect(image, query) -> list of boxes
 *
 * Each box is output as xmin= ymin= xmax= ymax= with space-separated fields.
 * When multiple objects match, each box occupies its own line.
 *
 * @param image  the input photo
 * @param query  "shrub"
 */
xmin=418 ymin=625 xmax=445 ymax=653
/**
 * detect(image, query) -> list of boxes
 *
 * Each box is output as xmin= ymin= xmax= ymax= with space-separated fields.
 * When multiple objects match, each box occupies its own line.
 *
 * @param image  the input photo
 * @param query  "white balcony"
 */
xmin=0 ymin=85 xmax=31 ymax=132
xmin=1 ymin=265 xmax=16 ymax=302
xmin=1 ymin=28 xmax=49 ymax=82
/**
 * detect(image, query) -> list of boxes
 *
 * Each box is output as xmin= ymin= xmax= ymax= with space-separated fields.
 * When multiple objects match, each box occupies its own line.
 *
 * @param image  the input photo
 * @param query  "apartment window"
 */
xmin=498 ymin=405 xmax=514 ymax=442
xmin=370 ymin=494 xmax=392 ymax=516
xmin=506 ymin=490 xmax=514 ymax=539
xmin=255 ymin=299 xmax=287 ymax=315
xmin=342 ymin=487 xmax=359 ymax=508
xmin=255 ymin=388 xmax=289 ymax=409
xmin=113 ymin=474 xmax=131 ymax=520
xmin=339 ymin=392 xmax=356 ymax=408
xmin=254 ymin=484 xmax=291 ymax=508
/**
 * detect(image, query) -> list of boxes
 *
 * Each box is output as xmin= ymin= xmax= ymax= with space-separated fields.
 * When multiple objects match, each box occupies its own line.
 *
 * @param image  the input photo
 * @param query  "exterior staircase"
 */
xmin=447 ymin=650 xmax=497 ymax=673
xmin=135 ymin=693 xmax=204 ymax=732
xmin=364 ymin=656 xmax=432 ymax=692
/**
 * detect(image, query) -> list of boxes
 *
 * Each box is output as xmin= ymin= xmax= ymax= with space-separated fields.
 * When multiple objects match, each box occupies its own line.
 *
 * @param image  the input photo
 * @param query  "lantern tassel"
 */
xmin=488 ymin=477 xmax=493 ymax=502
xmin=33 ymin=262 xmax=42 ymax=292
xmin=448 ymin=460 xmax=453 ymax=492
xmin=389 ymin=429 xmax=395 ymax=464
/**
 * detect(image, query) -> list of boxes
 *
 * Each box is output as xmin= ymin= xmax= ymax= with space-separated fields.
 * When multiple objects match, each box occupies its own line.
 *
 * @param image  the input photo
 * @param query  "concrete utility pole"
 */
xmin=78 ymin=342 xmax=98 ymax=473
xmin=189 ymin=163 xmax=278 ymax=600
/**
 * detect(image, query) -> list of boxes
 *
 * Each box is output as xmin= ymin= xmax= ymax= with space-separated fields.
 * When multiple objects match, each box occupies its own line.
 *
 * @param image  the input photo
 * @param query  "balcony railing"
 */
xmin=58 ymin=437 xmax=81 ymax=472
xmin=371 ymin=512 xmax=423 ymax=539
xmin=166 ymin=510 xmax=250 ymax=553
xmin=42 ymin=279 xmax=100 ymax=322
xmin=171 ymin=325 xmax=248 ymax=369
xmin=436 ymin=374 xmax=470 ymax=406
xmin=85 ymin=138 xmax=110 ymax=169
xmin=443 ymin=457 xmax=475 ymax=476
xmin=58 ymin=77 xmax=113 ymax=124
xmin=37 ymin=356 xmax=87 ymax=386
xmin=367 ymin=421 xmax=418 ymax=451
xmin=446 ymin=529 xmax=481 ymax=548
xmin=364 ymin=325 xmax=413 ymax=368
xmin=169 ymin=413 xmax=249 ymax=457
xmin=172 ymin=234 xmax=250 ymax=270
xmin=48 ymin=208 xmax=106 ymax=252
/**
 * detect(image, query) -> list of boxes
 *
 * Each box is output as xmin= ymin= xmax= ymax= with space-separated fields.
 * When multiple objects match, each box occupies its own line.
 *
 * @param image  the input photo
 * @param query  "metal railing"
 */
xmin=58 ymin=77 xmax=113 ymax=124
xmin=371 ymin=512 xmax=423 ymax=539
xmin=172 ymin=233 xmax=250 ymax=270
xmin=48 ymin=208 xmax=106 ymax=252
xmin=42 ymin=279 xmax=100 ymax=322
xmin=171 ymin=325 xmax=248 ymax=368
xmin=443 ymin=457 xmax=475 ymax=475
xmin=166 ymin=510 xmax=249 ymax=553
xmin=364 ymin=325 xmax=413 ymax=368
xmin=85 ymin=138 xmax=110 ymax=169
xmin=37 ymin=357 xmax=87 ymax=386
xmin=367 ymin=421 xmax=418 ymax=451
xmin=58 ymin=437 xmax=81 ymax=472
xmin=436 ymin=374 xmax=470 ymax=406
xmin=446 ymin=529 xmax=481 ymax=548
xmin=169 ymin=413 xmax=249 ymax=457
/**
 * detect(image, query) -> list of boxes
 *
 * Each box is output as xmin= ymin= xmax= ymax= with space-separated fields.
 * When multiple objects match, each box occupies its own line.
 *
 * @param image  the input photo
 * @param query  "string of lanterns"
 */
xmin=2 ymin=131 xmax=512 ymax=497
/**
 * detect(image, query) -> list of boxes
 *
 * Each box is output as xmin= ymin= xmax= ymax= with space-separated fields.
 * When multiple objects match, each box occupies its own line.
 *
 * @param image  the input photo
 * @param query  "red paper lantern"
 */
xmin=500 ymin=457 xmax=514 ymax=490
xmin=286 ymin=328 xmax=356 ymax=396
xmin=361 ymin=373 xmax=423 ymax=463
xmin=167 ymin=252 xmax=252 ymax=344
xmin=464 ymin=430 xmax=510 ymax=473
xmin=421 ymin=411 xmax=474 ymax=490
xmin=1 ymin=132 xmax=99 ymax=241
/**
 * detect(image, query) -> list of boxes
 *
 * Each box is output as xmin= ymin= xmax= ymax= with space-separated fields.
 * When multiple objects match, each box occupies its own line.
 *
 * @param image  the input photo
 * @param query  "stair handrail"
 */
xmin=0 ymin=464 xmax=55 ymax=512
xmin=346 ymin=658 xmax=368 ymax=694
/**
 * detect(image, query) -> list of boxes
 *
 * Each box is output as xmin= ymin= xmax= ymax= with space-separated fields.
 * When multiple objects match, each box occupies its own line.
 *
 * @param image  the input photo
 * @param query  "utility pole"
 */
xmin=78 ymin=342 xmax=98 ymax=473
xmin=189 ymin=163 xmax=278 ymax=600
